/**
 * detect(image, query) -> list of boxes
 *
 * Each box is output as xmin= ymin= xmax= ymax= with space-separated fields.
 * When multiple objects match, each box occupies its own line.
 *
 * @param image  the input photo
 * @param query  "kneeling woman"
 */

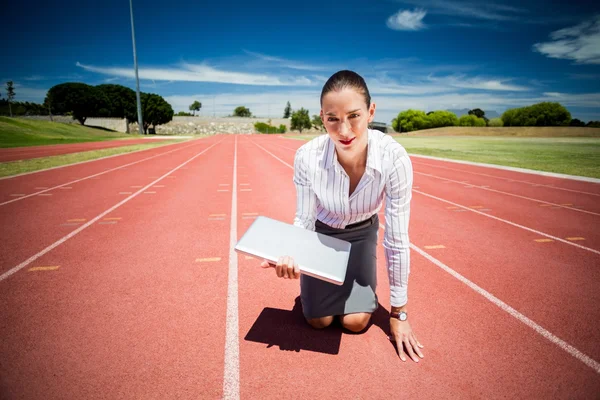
xmin=261 ymin=70 xmax=424 ymax=363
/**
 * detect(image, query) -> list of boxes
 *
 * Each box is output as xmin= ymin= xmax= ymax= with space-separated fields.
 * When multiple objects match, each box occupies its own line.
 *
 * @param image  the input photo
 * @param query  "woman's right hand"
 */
xmin=260 ymin=256 xmax=300 ymax=279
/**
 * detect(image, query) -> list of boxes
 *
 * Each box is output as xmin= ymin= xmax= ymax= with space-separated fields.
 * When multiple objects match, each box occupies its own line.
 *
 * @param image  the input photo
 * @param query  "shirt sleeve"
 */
xmin=383 ymin=149 xmax=413 ymax=307
xmin=292 ymin=147 xmax=317 ymax=231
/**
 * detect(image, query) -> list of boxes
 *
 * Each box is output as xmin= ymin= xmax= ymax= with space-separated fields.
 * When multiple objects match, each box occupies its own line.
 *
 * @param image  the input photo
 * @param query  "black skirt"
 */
xmin=300 ymin=214 xmax=379 ymax=319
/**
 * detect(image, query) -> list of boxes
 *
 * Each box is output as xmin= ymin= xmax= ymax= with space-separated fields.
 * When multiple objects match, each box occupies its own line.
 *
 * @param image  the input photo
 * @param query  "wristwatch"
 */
xmin=391 ymin=311 xmax=408 ymax=321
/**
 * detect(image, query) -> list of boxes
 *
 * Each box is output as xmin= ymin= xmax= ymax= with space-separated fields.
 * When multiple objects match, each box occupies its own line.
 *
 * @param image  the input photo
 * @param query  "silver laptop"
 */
xmin=235 ymin=216 xmax=351 ymax=285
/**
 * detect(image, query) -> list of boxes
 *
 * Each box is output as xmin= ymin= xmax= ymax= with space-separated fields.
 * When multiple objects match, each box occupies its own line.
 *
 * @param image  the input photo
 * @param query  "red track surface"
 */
xmin=1 ymin=134 xmax=598 ymax=399
xmin=0 ymin=138 xmax=168 ymax=162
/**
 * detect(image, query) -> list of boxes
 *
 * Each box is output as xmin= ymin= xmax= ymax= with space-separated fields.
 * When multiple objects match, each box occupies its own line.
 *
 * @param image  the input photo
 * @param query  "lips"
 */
xmin=340 ymin=137 xmax=355 ymax=145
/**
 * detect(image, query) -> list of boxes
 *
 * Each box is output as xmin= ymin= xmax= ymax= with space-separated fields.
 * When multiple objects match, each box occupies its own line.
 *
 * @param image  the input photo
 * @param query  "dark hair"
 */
xmin=320 ymin=70 xmax=371 ymax=109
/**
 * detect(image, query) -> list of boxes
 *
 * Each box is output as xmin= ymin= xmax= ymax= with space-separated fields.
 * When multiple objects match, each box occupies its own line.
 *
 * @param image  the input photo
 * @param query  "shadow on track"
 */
xmin=244 ymin=296 xmax=396 ymax=355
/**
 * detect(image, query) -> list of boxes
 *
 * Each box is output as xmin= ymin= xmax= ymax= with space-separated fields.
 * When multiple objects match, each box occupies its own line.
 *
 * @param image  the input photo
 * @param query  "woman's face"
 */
xmin=320 ymin=87 xmax=376 ymax=155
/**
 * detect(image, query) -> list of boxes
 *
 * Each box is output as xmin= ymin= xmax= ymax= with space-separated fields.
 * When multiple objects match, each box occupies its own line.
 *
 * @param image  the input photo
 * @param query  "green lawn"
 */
xmin=0 ymin=117 xmax=140 ymax=147
xmin=287 ymin=134 xmax=600 ymax=178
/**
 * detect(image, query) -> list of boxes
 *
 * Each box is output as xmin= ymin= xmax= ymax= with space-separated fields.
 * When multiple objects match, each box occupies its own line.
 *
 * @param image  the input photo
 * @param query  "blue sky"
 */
xmin=3 ymin=0 xmax=600 ymax=123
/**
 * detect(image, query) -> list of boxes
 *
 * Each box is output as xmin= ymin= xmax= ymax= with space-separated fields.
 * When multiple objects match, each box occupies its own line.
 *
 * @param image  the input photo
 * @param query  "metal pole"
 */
xmin=129 ymin=0 xmax=144 ymax=135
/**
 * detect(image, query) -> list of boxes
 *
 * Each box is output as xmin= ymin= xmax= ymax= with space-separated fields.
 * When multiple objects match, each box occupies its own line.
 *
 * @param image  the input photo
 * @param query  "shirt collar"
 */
xmin=321 ymin=129 xmax=382 ymax=174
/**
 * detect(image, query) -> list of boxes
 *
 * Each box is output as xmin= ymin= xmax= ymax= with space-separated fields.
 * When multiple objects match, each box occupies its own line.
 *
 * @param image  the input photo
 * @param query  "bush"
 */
xmin=254 ymin=122 xmax=286 ymax=133
xmin=392 ymin=110 xmax=430 ymax=132
xmin=488 ymin=118 xmax=503 ymax=127
xmin=427 ymin=110 xmax=459 ymax=128
xmin=458 ymin=115 xmax=486 ymax=127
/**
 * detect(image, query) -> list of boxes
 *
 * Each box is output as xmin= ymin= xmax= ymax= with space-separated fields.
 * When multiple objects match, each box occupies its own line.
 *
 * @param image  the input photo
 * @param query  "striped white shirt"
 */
xmin=293 ymin=129 xmax=413 ymax=307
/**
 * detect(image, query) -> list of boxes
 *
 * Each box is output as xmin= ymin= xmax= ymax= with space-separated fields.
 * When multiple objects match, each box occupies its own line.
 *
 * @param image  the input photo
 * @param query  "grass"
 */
xmin=0 ymin=140 xmax=186 ymax=178
xmin=286 ymin=133 xmax=600 ymax=178
xmin=0 ymin=117 xmax=143 ymax=148
xmin=394 ymin=136 xmax=600 ymax=178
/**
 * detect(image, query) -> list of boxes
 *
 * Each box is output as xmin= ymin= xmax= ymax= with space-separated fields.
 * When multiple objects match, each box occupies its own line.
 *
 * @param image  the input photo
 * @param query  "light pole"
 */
xmin=129 ymin=0 xmax=144 ymax=135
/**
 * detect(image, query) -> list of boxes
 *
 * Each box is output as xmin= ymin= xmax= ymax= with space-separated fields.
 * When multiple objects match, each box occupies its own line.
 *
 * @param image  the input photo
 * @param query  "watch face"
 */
xmin=400 ymin=312 xmax=407 ymax=321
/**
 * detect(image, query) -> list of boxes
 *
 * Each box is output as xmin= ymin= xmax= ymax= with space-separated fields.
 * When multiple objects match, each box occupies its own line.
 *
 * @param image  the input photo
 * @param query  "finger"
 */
xmin=409 ymin=335 xmax=424 ymax=358
xmin=276 ymin=257 xmax=284 ymax=278
xmin=293 ymin=259 xmax=300 ymax=279
xmin=260 ymin=259 xmax=272 ymax=268
xmin=394 ymin=335 xmax=406 ymax=361
xmin=413 ymin=332 xmax=425 ymax=348
xmin=403 ymin=336 xmax=419 ymax=362
xmin=282 ymin=256 xmax=290 ymax=279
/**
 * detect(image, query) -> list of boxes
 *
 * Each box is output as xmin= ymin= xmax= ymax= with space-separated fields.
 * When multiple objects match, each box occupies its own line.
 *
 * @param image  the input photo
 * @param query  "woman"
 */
xmin=261 ymin=70 xmax=424 ymax=363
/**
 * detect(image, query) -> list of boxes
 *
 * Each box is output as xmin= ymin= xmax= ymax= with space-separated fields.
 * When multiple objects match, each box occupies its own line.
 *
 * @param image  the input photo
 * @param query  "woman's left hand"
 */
xmin=390 ymin=318 xmax=424 ymax=362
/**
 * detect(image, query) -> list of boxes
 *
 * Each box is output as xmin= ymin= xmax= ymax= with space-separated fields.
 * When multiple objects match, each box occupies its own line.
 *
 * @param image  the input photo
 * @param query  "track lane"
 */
xmin=0 ymin=137 xmax=220 ymax=275
xmin=236 ymin=135 xmax=600 ymax=399
xmin=0 ymin=139 xmax=171 ymax=162
xmin=0 ymin=135 xmax=234 ymax=399
xmin=0 ymin=138 xmax=203 ymax=203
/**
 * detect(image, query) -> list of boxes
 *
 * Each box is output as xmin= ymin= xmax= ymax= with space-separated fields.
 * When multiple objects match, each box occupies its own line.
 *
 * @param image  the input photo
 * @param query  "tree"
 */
xmin=569 ymin=118 xmax=585 ymax=127
xmin=291 ymin=108 xmax=311 ymax=132
xmin=189 ymin=100 xmax=202 ymax=116
xmin=96 ymin=84 xmax=137 ymax=122
xmin=501 ymin=102 xmax=571 ymax=126
xmin=586 ymin=121 xmax=600 ymax=128
xmin=468 ymin=108 xmax=487 ymax=122
xmin=139 ymin=93 xmax=174 ymax=134
xmin=5 ymin=81 xmax=15 ymax=117
xmin=233 ymin=106 xmax=252 ymax=117
xmin=44 ymin=82 xmax=110 ymax=125
xmin=283 ymin=101 xmax=292 ymax=118
xmin=311 ymin=114 xmax=324 ymax=131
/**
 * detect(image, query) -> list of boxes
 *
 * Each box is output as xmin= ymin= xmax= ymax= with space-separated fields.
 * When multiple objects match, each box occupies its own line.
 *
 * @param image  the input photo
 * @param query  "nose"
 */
xmin=338 ymin=119 xmax=350 ymax=136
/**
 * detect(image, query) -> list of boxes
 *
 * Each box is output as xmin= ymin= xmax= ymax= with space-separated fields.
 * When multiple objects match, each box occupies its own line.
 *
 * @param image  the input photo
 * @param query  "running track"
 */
xmin=0 ymin=134 xmax=598 ymax=399
xmin=0 ymin=138 xmax=169 ymax=162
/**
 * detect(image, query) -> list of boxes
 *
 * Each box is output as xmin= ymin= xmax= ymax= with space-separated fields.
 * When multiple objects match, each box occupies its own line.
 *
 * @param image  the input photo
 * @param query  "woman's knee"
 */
xmin=340 ymin=313 xmax=371 ymax=333
xmin=306 ymin=315 xmax=334 ymax=329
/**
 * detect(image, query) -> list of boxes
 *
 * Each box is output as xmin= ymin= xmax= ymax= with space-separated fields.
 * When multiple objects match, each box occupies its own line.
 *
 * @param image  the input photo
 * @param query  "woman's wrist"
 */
xmin=391 ymin=304 xmax=407 ymax=314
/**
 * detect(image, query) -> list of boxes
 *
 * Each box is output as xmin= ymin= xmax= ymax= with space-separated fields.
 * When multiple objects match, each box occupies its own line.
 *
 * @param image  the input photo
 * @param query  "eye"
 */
xmin=349 ymin=114 xmax=360 ymax=118
xmin=327 ymin=117 xmax=338 ymax=122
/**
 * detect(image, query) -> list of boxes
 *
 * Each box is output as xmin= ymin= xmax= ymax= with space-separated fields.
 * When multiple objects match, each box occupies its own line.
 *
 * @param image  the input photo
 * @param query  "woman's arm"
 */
xmin=383 ymin=149 xmax=413 ymax=308
xmin=292 ymin=147 xmax=318 ymax=231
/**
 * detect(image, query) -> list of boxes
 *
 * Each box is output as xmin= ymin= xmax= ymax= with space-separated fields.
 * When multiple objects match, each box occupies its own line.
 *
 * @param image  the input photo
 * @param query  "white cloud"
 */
xmin=532 ymin=15 xmax=600 ymax=64
xmin=76 ymin=62 xmax=316 ymax=86
xmin=243 ymin=51 xmax=329 ymax=71
xmin=386 ymin=9 xmax=427 ymax=31
xmin=396 ymin=0 xmax=523 ymax=22
xmin=23 ymin=75 xmax=46 ymax=81
xmin=425 ymin=75 xmax=531 ymax=91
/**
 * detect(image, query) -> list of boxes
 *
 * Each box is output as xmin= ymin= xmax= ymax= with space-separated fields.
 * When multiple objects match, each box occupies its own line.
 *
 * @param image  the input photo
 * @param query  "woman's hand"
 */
xmin=260 ymin=256 xmax=300 ymax=279
xmin=390 ymin=318 xmax=424 ymax=362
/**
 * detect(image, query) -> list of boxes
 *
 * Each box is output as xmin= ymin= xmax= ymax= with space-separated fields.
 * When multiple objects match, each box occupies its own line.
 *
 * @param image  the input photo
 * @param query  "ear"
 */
xmin=367 ymin=103 xmax=376 ymax=123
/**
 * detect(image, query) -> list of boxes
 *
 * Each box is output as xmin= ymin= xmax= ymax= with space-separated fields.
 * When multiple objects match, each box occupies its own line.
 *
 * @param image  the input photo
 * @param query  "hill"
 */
xmin=0 ymin=117 xmax=137 ymax=148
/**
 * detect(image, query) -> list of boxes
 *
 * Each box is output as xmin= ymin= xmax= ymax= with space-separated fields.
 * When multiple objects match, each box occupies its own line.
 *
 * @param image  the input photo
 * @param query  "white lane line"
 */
xmin=0 ymin=141 xmax=203 ymax=207
xmin=223 ymin=136 xmax=240 ymax=399
xmin=404 ymin=237 xmax=600 ymax=375
xmin=414 ymin=190 xmax=600 ymax=255
xmin=416 ymin=171 xmax=600 ymax=217
xmin=0 ymin=139 xmax=222 ymax=283
xmin=257 ymin=135 xmax=600 ymax=374
xmin=412 ymin=159 xmax=600 ymax=197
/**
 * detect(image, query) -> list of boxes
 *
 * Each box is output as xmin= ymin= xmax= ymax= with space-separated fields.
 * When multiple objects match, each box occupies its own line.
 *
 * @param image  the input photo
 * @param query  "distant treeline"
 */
xmin=392 ymin=102 xmax=600 ymax=132
xmin=0 ymin=83 xmax=175 ymax=134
